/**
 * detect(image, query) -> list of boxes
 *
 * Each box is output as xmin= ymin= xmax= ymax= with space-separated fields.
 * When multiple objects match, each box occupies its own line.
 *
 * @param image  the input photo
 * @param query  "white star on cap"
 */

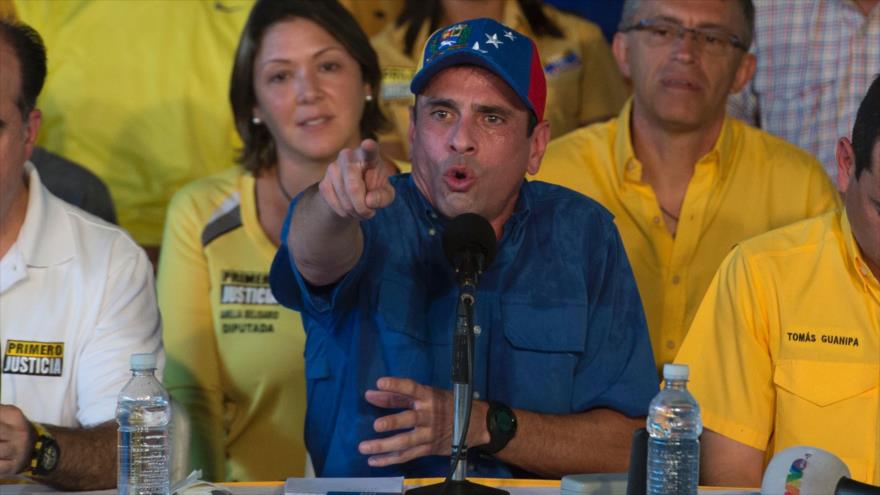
xmin=485 ymin=33 xmax=503 ymax=48
xmin=504 ymin=31 xmax=516 ymax=41
xmin=471 ymin=41 xmax=487 ymax=53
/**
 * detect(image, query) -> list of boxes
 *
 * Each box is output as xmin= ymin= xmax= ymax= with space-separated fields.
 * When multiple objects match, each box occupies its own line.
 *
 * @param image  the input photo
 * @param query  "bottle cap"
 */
xmin=130 ymin=353 xmax=157 ymax=370
xmin=663 ymin=363 xmax=689 ymax=381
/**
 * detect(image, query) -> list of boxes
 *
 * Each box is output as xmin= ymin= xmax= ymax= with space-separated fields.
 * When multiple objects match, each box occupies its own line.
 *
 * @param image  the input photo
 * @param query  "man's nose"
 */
xmin=671 ymin=29 xmax=700 ymax=62
xmin=448 ymin=119 xmax=476 ymax=154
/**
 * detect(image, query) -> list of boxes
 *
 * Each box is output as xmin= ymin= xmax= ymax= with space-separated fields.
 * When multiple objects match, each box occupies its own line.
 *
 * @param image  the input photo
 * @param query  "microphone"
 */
xmin=442 ymin=213 xmax=497 ymax=288
xmin=836 ymin=477 xmax=880 ymax=495
xmin=761 ymin=446 xmax=851 ymax=495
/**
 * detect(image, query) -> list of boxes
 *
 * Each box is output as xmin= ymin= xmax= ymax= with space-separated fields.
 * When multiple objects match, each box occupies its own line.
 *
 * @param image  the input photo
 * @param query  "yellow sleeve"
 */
xmin=576 ymin=28 xmax=629 ymax=126
xmin=0 ymin=0 xmax=18 ymax=20
xmin=804 ymin=159 xmax=843 ymax=217
xmin=157 ymin=190 xmax=226 ymax=480
xmin=675 ymin=247 xmax=775 ymax=451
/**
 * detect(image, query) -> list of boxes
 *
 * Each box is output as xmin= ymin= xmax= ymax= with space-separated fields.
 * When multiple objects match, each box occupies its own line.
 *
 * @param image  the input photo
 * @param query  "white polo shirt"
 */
xmin=0 ymin=162 xmax=163 ymax=427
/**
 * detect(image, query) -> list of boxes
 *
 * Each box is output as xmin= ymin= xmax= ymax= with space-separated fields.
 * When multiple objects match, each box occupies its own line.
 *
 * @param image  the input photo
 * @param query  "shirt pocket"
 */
xmin=499 ymin=301 xmax=586 ymax=413
xmin=773 ymin=359 xmax=878 ymax=481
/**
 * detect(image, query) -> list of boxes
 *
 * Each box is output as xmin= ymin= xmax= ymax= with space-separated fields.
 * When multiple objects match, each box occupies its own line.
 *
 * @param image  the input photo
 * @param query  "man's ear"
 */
xmin=836 ymin=137 xmax=856 ymax=193
xmin=407 ymin=104 xmax=416 ymax=154
xmin=24 ymin=109 xmax=41 ymax=161
xmin=729 ymin=53 xmax=756 ymax=95
xmin=526 ymin=120 xmax=551 ymax=176
xmin=611 ymin=32 xmax=632 ymax=80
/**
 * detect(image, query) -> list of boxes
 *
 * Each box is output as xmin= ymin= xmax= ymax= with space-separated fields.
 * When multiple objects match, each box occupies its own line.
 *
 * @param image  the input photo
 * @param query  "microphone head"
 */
xmin=761 ymin=446 xmax=851 ymax=495
xmin=835 ymin=477 xmax=880 ymax=495
xmin=442 ymin=213 xmax=497 ymax=272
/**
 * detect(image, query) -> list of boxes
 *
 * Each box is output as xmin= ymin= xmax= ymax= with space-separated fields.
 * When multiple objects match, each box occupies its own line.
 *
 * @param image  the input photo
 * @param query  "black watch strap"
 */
xmin=22 ymin=421 xmax=60 ymax=477
xmin=476 ymin=401 xmax=517 ymax=455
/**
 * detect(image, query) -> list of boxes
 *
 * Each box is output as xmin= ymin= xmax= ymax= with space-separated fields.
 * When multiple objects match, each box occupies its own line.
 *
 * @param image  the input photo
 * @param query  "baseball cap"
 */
xmin=409 ymin=17 xmax=547 ymax=121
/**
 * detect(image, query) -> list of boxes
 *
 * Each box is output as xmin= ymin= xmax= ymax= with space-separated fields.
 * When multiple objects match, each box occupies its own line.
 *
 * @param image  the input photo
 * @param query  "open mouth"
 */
xmin=443 ymin=166 xmax=476 ymax=192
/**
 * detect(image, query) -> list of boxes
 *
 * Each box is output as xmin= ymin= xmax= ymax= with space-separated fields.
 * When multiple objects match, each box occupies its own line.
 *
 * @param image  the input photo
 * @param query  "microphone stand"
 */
xmin=408 ymin=255 xmax=506 ymax=495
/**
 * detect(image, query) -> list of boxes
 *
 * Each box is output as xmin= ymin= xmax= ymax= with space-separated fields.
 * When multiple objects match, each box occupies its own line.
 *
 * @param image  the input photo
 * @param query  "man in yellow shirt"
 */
xmin=534 ymin=0 xmax=840 ymax=369
xmin=675 ymin=75 xmax=880 ymax=487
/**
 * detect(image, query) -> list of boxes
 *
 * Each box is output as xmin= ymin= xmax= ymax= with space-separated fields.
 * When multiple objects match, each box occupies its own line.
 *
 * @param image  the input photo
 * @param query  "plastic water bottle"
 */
xmin=647 ymin=363 xmax=702 ymax=495
xmin=117 ymin=353 xmax=171 ymax=495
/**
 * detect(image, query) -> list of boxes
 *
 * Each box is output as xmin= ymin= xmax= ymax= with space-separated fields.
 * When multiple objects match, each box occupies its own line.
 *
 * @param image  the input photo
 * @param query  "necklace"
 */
xmin=276 ymin=166 xmax=293 ymax=202
xmin=659 ymin=204 xmax=679 ymax=222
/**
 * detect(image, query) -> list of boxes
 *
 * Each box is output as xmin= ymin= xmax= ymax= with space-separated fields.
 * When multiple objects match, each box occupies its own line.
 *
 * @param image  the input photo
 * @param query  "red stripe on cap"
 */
xmin=527 ymin=42 xmax=546 ymax=121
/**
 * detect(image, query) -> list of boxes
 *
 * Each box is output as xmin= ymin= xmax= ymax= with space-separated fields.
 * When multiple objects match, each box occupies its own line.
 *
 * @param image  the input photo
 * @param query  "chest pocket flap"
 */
xmin=774 ymin=360 xmax=879 ymax=407
xmin=503 ymin=301 xmax=587 ymax=353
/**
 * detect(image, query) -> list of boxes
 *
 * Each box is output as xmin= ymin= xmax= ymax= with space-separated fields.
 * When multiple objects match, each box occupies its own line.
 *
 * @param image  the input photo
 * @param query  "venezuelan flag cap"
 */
xmin=410 ymin=17 xmax=546 ymax=122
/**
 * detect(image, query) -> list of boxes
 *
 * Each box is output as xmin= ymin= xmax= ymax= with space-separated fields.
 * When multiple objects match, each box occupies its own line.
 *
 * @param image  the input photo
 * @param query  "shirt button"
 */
xmin=671 ymin=275 xmax=681 ymax=284
xmin=666 ymin=340 xmax=676 ymax=350
xmin=473 ymin=391 xmax=480 ymax=399
xmin=859 ymin=264 xmax=869 ymax=277
xmin=430 ymin=212 xmax=438 ymax=219
xmin=652 ymin=216 xmax=661 ymax=225
xmin=626 ymin=161 xmax=635 ymax=171
xmin=428 ymin=228 xmax=436 ymax=236
xmin=473 ymin=325 xmax=482 ymax=336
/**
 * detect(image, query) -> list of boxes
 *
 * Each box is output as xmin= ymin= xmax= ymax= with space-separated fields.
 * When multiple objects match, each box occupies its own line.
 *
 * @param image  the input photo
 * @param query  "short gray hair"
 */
xmin=619 ymin=0 xmax=755 ymax=49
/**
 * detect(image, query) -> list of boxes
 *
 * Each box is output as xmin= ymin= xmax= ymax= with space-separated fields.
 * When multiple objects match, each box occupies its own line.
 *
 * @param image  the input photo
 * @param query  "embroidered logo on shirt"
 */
xmin=2 ymin=340 xmax=64 ymax=376
xmin=220 ymin=270 xmax=278 ymax=305
xmin=219 ymin=270 xmax=280 ymax=334
xmin=381 ymin=66 xmax=417 ymax=102
xmin=544 ymin=51 xmax=582 ymax=77
xmin=785 ymin=330 xmax=860 ymax=347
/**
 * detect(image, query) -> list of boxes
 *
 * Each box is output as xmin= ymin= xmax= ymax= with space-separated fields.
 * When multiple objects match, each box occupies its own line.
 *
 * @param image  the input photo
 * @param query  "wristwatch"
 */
xmin=476 ymin=401 xmax=517 ymax=455
xmin=22 ymin=421 xmax=60 ymax=477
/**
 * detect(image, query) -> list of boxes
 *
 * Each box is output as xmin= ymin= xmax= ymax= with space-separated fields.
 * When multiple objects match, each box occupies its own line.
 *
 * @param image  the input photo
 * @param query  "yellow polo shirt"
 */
xmin=675 ymin=210 xmax=879 ymax=484
xmin=159 ymin=167 xmax=306 ymax=481
xmin=371 ymin=1 xmax=628 ymax=156
xmin=15 ymin=0 xmax=252 ymax=245
xmin=534 ymin=101 xmax=841 ymax=369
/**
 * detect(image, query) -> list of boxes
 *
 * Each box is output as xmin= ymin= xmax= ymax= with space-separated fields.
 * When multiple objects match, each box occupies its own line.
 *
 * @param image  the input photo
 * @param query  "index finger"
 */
xmin=356 ymin=139 xmax=382 ymax=170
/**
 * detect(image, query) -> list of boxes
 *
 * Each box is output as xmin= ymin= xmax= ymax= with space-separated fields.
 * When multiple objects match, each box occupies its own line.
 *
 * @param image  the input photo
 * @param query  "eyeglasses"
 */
xmin=621 ymin=18 xmax=749 ymax=55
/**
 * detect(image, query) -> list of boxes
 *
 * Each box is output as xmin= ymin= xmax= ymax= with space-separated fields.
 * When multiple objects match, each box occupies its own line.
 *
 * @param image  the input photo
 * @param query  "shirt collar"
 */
xmin=839 ymin=209 xmax=880 ymax=289
xmin=17 ymin=161 xmax=77 ymax=268
xmin=613 ymin=99 xmax=735 ymax=185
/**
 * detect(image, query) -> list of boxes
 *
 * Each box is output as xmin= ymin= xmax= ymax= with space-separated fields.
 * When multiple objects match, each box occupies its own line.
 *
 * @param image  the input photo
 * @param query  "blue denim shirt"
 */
xmin=270 ymin=175 xmax=658 ymax=478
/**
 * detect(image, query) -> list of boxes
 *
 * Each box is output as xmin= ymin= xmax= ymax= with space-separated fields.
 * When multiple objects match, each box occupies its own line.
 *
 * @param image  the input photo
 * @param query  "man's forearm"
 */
xmin=495 ymin=408 xmax=643 ymax=478
xmin=41 ymin=421 xmax=116 ymax=490
xmin=290 ymin=184 xmax=364 ymax=286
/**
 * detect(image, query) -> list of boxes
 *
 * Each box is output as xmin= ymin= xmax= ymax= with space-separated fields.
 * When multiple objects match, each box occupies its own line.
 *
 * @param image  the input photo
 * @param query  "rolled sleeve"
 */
xmin=269 ymin=194 xmax=371 ymax=329
xmin=574 ymin=219 xmax=659 ymax=416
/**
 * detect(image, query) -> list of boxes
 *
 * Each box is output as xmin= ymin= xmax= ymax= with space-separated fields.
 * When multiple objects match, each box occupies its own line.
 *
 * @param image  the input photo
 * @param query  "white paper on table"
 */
xmin=284 ymin=476 xmax=404 ymax=495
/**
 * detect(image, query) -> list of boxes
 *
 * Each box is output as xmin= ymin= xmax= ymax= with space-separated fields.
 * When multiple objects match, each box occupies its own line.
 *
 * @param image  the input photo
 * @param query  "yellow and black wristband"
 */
xmin=22 ymin=421 xmax=60 ymax=478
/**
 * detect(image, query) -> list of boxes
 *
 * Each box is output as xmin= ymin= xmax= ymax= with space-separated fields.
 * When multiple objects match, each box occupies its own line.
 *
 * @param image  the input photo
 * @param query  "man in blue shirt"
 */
xmin=270 ymin=18 xmax=658 ymax=478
